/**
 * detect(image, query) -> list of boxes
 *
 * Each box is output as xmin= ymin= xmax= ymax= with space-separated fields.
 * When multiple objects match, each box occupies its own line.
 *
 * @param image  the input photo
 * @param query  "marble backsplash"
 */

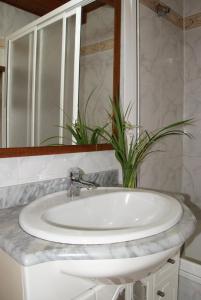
xmin=0 ymin=169 xmax=118 ymax=209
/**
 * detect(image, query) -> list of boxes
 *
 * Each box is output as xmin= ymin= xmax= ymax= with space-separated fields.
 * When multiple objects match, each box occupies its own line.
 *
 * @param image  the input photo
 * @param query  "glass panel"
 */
xmin=35 ymin=20 xmax=63 ymax=146
xmin=63 ymin=15 xmax=76 ymax=145
xmin=8 ymin=33 xmax=34 ymax=147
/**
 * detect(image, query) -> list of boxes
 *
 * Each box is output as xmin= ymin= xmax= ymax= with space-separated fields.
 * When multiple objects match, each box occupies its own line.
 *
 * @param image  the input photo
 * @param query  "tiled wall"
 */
xmin=0 ymin=151 xmax=119 ymax=187
xmin=163 ymin=0 xmax=183 ymax=15
xmin=139 ymin=1 xmax=184 ymax=193
xmin=184 ymin=0 xmax=201 ymax=16
xmin=0 ymin=2 xmax=37 ymax=65
xmin=0 ymin=2 xmax=37 ymax=38
xmin=138 ymin=0 xmax=201 ymax=207
xmin=79 ymin=6 xmax=114 ymax=129
xmin=182 ymin=0 xmax=201 ymax=207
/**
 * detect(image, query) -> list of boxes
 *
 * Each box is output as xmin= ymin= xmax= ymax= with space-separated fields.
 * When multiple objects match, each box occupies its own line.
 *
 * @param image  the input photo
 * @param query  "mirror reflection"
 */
xmin=1 ymin=1 xmax=118 ymax=148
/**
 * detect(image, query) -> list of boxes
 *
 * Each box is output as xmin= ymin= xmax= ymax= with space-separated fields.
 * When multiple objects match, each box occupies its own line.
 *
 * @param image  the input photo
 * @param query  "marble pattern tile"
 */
xmin=0 ymin=169 xmax=118 ymax=209
xmin=79 ymin=5 xmax=114 ymax=131
xmin=81 ymin=5 xmax=114 ymax=46
xmin=184 ymin=0 xmax=201 ymax=17
xmin=126 ymin=0 xmax=201 ymax=214
xmin=0 ymin=177 xmax=65 ymax=209
xmin=0 ymin=196 xmax=195 ymax=267
xmin=139 ymin=4 xmax=184 ymax=193
xmin=0 ymin=151 xmax=120 ymax=187
xmin=140 ymin=0 xmax=183 ymax=29
xmin=141 ymin=0 xmax=201 ymax=31
xmin=163 ymin=0 xmax=183 ymax=15
xmin=0 ymin=39 xmax=4 ymax=48
xmin=182 ymin=25 xmax=201 ymax=208
xmin=80 ymin=39 xmax=113 ymax=56
xmin=185 ymin=12 xmax=201 ymax=30
xmin=79 ymin=50 xmax=113 ymax=128
xmin=0 ymin=1 xmax=37 ymax=67
xmin=0 ymin=2 xmax=37 ymax=38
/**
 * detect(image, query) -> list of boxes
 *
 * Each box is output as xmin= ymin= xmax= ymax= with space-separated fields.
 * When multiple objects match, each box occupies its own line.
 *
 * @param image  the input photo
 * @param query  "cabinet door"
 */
xmin=143 ymin=253 xmax=180 ymax=300
xmin=0 ymin=249 xmax=24 ymax=300
xmin=154 ymin=277 xmax=178 ymax=300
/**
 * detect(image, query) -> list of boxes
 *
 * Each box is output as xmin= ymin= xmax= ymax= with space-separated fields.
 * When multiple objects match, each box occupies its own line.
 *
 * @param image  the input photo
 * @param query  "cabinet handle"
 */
xmin=157 ymin=290 xmax=165 ymax=297
xmin=167 ymin=258 xmax=175 ymax=264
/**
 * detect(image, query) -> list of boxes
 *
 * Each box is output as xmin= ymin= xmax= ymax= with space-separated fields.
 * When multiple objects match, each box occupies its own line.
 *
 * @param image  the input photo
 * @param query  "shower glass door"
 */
xmin=6 ymin=7 xmax=81 ymax=147
xmin=7 ymin=33 xmax=34 ymax=147
xmin=35 ymin=19 xmax=63 ymax=146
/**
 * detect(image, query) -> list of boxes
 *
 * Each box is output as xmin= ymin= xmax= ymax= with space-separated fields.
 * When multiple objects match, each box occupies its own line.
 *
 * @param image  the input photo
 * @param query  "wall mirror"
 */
xmin=0 ymin=0 xmax=121 ymax=157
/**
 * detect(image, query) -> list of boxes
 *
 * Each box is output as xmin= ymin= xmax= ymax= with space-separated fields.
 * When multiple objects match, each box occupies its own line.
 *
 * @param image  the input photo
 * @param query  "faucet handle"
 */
xmin=69 ymin=167 xmax=85 ymax=180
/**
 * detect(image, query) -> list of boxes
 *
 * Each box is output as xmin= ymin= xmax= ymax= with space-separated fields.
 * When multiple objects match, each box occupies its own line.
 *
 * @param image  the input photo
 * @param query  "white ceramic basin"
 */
xmin=19 ymin=188 xmax=182 ymax=244
xmin=19 ymin=188 xmax=183 ymax=282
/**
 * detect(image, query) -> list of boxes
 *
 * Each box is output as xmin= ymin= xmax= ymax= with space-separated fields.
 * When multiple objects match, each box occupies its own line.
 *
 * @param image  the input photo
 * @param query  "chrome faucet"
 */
xmin=68 ymin=168 xmax=98 ymax=197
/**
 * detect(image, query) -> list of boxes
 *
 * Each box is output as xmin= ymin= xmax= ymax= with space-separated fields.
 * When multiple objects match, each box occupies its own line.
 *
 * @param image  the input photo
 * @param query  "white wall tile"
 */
xmin=163 ymin=0 xmax=183 ymax=15
xmin=139 ymin=4 xmax=184 ymax=193
xmin=184 ymin=0 xmax=201 ymax=16
xmin=0 ymin=2 xmax=37 ymax=39
xmin=0 ymin=151 xmax=120 ymax=187
xmin=182 ymin=25 xmax=201 ymax=207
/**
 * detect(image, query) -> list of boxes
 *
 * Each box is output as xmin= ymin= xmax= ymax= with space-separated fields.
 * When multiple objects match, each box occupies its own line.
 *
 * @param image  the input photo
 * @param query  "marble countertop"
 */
xmin=0 ymin=193 xmax=196 ymax=266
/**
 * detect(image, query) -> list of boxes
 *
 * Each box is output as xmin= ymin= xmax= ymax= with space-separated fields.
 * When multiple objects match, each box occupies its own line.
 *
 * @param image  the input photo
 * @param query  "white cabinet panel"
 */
xmin=0 ymin=250 xmax=180 ymax=300
xmin=154 ymin=277 xmax=178 ymax=300
xmin=0 ymin=250 xmax=24 ymax=300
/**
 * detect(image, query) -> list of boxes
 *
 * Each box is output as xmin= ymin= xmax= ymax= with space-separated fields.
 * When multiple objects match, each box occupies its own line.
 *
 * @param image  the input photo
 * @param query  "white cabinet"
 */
xmin=154 ymin=278 xmax=177 ymax=300
xmin=143 ymin=252 xmax=180 ymax=300
xmin=0 ymin=249 xmax=180 ymax=300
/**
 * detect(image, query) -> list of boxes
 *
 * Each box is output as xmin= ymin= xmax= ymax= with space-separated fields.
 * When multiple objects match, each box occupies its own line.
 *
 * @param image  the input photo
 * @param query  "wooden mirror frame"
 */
xmin=0 ymin=0 xmax=120 ymax=158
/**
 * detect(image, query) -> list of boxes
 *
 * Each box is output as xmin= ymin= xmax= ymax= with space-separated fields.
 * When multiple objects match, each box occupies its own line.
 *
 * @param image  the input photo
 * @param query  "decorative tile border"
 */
xmin=140 ymin=0 xmax=183 ymax=29
xmin=80 ymin=38 xmax=114 ymax=56
xmin=0 ymin=39 xmax=5 ymax=48
xmin=140 ymin=0 xmax=201 ymax=31
xmin=0 ymin=38 xmax=113 ymax=56
xmin=185 ymin=12 xmax=201 ymax=30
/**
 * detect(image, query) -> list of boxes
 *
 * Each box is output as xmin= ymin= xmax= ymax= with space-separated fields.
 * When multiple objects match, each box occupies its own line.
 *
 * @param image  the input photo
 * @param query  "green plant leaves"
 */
xmin=43 ymin=95 xmax=192 ymax=187
xmin=101 ymin=100 xmax=193 ymax=188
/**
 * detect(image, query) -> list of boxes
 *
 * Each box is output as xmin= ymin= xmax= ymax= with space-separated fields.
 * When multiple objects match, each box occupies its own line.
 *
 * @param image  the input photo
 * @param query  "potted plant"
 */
xmin=100 ymin=100 xmax=192 ymax=188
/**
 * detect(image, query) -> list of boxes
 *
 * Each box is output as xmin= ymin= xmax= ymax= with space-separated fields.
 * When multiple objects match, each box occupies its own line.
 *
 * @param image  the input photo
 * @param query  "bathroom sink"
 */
xmin=19 ymin=188 xmax=182 ymax=244
xmin=19 ymin=188 xmax=183 ymax=282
